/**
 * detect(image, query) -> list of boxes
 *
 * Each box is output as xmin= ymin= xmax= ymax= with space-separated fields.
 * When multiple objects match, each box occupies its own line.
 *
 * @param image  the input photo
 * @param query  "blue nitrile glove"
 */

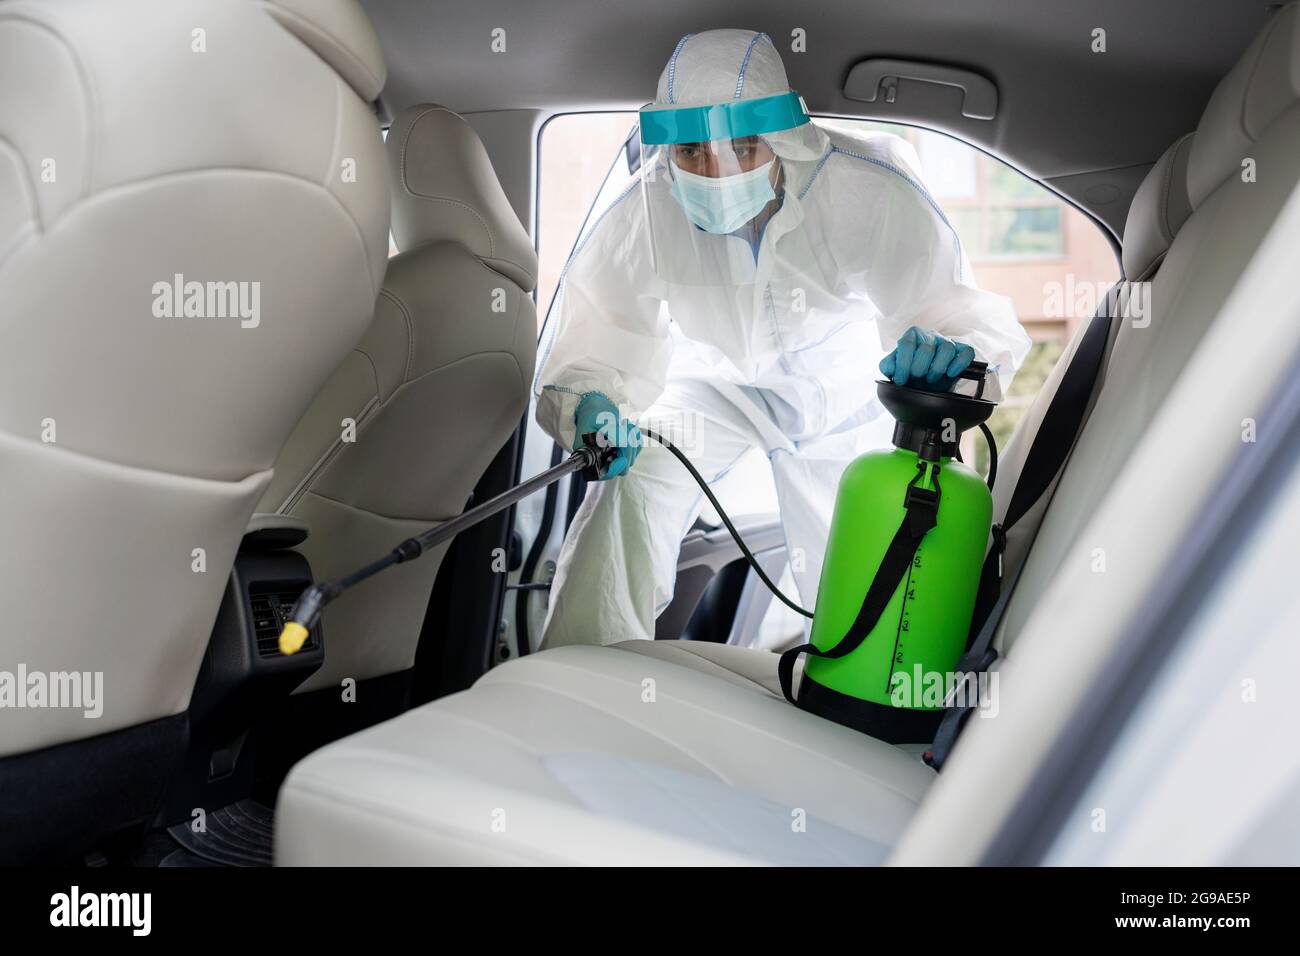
xmin=879 ymin=325 xmax=976 ymax=391
xmin=573 ymin=392 xmax=641 ymax=480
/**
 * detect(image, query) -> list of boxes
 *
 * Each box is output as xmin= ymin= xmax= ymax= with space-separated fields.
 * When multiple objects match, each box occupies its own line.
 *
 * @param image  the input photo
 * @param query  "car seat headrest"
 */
xmin=1187 ymin=2 xmax=1300 ymax=208
xmin=262 ymin=0 xmax=387 ymax=102
xmin=1121 ymin=132 xmax=1195 ymax=280
xmin=385 ymin=104 xmax=538 ymax=292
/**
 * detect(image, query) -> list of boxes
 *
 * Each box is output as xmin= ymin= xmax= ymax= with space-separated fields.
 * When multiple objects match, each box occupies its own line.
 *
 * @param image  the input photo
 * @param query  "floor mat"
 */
xmin=166 ymin=799 xmax=274 ymax=867
xmin=158 ymin=848 xmax=218 ymax=867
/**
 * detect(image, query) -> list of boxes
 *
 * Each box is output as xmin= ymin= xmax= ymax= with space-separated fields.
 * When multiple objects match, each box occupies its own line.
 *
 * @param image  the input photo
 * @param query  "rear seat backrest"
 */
xmin=259 ymin=104 xmax=538 ymax=694
xmin=998 ymin=2 xmax=1300 ymax=650
xmin=893 ymin=5 xmax=1300 ymax=863
xmin=988 ymin=132 xmax=1194 ymax=608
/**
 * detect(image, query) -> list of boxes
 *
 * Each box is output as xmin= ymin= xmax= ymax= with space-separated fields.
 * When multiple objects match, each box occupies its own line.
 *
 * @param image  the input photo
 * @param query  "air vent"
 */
xmin=249 ymin=582 xmax=317 ymax=658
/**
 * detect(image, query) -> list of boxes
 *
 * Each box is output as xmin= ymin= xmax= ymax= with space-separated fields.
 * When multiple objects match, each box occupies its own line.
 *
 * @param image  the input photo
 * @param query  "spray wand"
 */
xmin=277 ymin=434 xmax=616 ymax=653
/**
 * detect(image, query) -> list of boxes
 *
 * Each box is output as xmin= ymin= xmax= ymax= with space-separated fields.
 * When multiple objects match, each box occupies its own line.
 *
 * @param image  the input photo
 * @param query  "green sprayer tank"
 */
xmin=779 ymin=367 xmax=997 ymax=743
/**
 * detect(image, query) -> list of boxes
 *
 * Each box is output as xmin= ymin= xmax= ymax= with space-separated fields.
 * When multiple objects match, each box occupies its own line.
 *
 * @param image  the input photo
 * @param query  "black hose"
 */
xmin=643 ymin=421 xmax=998 ymax=619
xmin=641 ymin=427 xmax=814 ymax=620
xmin=977 ymin=421 xmax=998 ymax=491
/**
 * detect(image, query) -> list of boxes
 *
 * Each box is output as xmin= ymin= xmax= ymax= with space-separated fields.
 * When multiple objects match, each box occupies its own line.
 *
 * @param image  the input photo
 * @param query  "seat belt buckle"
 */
xmin=990 ymin=523 xmax=1006 ymax=579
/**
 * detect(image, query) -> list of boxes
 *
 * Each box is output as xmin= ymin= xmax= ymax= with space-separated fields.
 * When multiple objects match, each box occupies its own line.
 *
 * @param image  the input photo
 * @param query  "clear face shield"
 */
xmin=638 ymin=91 xmax=813 ymax=286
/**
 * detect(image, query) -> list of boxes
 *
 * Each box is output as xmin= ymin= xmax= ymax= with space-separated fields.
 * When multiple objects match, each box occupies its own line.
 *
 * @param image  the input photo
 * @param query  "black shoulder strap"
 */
xmin=778 ymin=461 xmax=940 ymax=705
xmin=926 ymin=295 xmax=1117 ymax=771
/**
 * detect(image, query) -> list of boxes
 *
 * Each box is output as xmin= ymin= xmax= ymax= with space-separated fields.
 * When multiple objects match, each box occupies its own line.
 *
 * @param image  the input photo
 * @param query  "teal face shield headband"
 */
xmin=639 ymin=91 xmax=811 ymax=146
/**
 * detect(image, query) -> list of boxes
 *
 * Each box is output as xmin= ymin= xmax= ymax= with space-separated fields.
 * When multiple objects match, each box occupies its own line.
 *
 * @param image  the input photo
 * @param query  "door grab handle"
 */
xmin=843 ymin=59 xmax=998 ymax=121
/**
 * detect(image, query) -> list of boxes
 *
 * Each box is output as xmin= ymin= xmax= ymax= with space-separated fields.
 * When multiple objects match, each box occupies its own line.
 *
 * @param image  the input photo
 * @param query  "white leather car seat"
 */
xmin=980 ymin=129 xmax=1195 ymax=598
xmin=257 ymin=104 xmax=538 ymax=694
xmin=993 ymin=3 xmax=1299 ymax=653
xmin=897 ymin=2 xmax=1300 ymax=863
xmin=276 ymin=3 xmax=1298 ymax=864
xmin=0 ymin=0 xmax=387 ymax=855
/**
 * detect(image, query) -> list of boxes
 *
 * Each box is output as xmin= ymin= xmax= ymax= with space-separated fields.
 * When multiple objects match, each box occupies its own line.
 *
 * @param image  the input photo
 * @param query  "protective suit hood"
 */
xmin=536 ymin=27 xmax=1028 ymax=446
xmin=653 ymin=30 xmax=828 ymax=163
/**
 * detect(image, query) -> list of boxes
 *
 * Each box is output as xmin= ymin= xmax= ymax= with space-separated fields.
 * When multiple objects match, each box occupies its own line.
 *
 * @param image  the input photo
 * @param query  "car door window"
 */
xmin=502 ymin=112 xmax=1121 ymax=655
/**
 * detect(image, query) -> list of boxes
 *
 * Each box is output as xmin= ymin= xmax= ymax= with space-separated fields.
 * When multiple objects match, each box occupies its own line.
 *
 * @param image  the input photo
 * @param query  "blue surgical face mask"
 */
xmin=668 ymin=159 xmax=778 ymax=235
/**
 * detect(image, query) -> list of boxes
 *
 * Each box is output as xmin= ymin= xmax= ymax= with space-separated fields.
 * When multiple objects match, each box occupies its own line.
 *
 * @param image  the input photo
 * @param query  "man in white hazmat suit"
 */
xmin=535 ymin=29 xmax=1030 ymax=649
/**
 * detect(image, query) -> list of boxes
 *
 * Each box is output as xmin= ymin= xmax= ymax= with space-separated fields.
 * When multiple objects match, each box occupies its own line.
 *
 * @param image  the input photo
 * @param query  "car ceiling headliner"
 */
xmin=362 ymin=0 xmax=1270 ymax=188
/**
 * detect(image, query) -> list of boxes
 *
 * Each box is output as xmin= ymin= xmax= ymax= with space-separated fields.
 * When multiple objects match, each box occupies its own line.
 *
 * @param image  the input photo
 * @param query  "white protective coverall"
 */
xmin=534 ymin=29 xmax=1030 ymax=649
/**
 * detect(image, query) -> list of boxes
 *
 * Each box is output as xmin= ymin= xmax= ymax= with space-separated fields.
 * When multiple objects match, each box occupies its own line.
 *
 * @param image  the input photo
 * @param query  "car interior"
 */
xmin=2 ymin=0 xmax=1299 ymax=868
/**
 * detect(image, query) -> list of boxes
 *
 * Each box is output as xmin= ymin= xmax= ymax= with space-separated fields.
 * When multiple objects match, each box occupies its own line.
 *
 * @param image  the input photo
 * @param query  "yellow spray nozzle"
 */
xmin=279 ymin=621 xmax=310 ymax=656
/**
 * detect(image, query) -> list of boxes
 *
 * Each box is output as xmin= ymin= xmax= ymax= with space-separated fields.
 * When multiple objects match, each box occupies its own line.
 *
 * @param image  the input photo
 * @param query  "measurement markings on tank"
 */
xmin=885 ymin=550 xmax=921 ymax=694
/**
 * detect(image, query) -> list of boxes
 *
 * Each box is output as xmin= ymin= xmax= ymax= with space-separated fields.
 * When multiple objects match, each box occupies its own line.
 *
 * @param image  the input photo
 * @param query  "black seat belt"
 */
xmin=924 ymin=290 xmax=1118 ymax=771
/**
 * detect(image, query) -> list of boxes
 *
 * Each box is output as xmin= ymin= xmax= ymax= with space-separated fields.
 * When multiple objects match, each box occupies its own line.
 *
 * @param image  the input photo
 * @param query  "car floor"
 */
xmin=85 ymin=800 xmax=277 ymax=868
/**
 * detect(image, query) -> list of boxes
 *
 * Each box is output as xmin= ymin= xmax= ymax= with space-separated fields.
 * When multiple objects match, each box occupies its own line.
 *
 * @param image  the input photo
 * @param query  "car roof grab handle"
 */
xmin=843 ymin=58 xmax=998 ymax=121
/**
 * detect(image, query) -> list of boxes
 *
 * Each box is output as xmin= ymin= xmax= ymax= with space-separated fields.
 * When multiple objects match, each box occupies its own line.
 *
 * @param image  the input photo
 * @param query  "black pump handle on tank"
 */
xmin=958 ymin=360 xmax=989 ymax=398
xmin=879 ymin=360 xmax=997 ymax=459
